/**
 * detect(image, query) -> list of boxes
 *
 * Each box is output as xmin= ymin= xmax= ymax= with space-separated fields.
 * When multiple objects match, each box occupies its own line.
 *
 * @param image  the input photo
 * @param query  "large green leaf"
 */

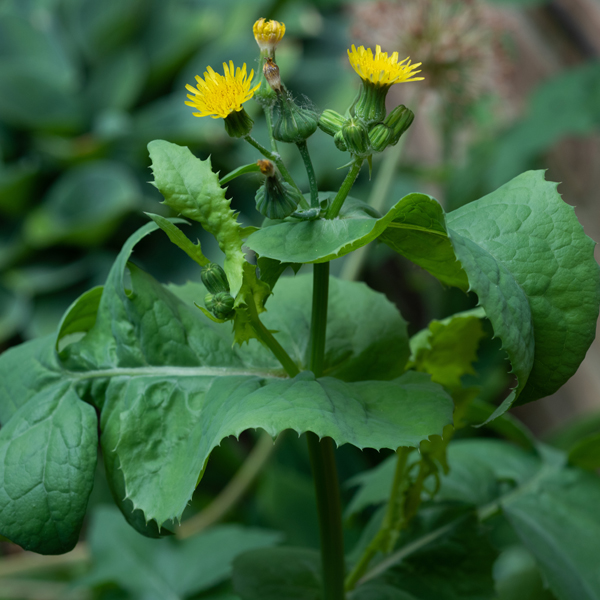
xmin=82 ymin=506 xmax=280 ymax=600
xmin=0 ymin=383 xmax=97 ymax=554
xmin=384 ymin=171 xmax=599 ymax=415
xmin=0 ymin=222 xmax=451 ymax=537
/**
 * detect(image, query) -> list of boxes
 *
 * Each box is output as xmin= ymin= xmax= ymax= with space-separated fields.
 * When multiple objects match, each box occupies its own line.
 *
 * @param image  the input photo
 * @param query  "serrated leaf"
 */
xmin=81 ymin=506 xmax=281 ymax=600
xmin=382 ymin=171 xmax=599 ymax=417
xmin=148 ymin=140 xmax=246 ymax=296
xmin=145 ymin=213 xmax=210 ymax=267
xmin=1 ymin=222 xmax=449 ymax=535
xmin=0 ymin=383 xmax=97 ymax=554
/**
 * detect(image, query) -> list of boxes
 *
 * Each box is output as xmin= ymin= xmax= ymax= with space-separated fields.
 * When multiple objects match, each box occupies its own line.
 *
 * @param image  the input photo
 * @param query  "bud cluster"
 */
xmin=202 ymin=263 xmax=235 ymax=320
xmin=318 ymin=104 xmax=414 ymax=158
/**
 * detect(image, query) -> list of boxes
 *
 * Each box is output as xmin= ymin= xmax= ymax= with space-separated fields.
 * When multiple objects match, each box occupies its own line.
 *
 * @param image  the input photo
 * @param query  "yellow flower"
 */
xmin=347 ymin=44 xmax=424 ymax=87
xmin=253 ymin=18 xmax=286 ymax=52
xmin=185 ymin=61 xmax=260 ymax=120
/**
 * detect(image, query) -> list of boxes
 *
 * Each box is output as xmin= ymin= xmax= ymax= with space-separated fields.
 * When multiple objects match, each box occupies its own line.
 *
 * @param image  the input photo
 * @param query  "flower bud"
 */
xmin=255 ymin=170 xmax=303 ymax=219
xmin=334 ymin=130 xmax=348 ymax=152
xmin=273 ymin=93 xmax=318 ymax=144
xmin=318 ymin=109 xmax=346 ymax=137
xmin=223 ymin=108 xmax=254 ymax=138
xmin=253 ymin=18 xmax=286 ymax=53
xmin=342 ymin=118 xmax=370 ymax=157
xmin=368 ymin=123 xmax=393 ymax=152
xmin=384 ymin=105 xmax=415 ymax=145
xmin=201 ymin=263 xmax=230 ymax=294
xmin=205 ymin=291 xmax=235 ymax=320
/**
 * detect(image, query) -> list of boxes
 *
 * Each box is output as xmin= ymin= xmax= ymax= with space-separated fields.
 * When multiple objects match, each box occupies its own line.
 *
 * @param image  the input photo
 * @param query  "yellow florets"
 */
xmin=185 ymin=61 xmax=260 ymax=119
xmin=253 ymin=18 xmax=286 ymax=52
xmin=348 ymin=44 xmax=424 ymax=86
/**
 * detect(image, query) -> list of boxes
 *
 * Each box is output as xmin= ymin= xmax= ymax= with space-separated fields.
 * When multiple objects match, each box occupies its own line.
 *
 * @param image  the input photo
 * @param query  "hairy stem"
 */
xmin=297 ymin=140 xmax=319 ymax=208
xmin=326 ymin=158 xmax=363 ymax=219
xmin=244 ymin=134 xmax=301 ymax=195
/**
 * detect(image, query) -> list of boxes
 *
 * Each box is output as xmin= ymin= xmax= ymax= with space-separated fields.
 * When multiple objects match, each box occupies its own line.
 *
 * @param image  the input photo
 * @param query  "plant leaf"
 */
xmin=0 ymin=383 xmax=97 ymax=554
xmin=81 ymin=506 xmax=280 ymax=600
xmin=232 ymin=547 xmax=322 ymax=600
xmin=148 ymin=140 xmax=246 ymax=296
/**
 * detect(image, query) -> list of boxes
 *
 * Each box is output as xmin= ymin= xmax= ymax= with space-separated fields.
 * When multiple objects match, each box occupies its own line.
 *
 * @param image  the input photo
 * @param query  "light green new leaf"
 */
xmin=0 ymin=383 xmax=97 ymax=554
xmin=148 ymin=140 xmax=246 ymax=295
xmin=408 ymin=308 xmax=486 ymax=388
xmin=82 ymin=506 xmax=281 ymax=600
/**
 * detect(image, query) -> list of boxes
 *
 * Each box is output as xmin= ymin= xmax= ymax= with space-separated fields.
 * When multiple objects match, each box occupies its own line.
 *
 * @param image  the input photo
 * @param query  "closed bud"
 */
xmin=342 ymin=118 xmax=370 ymax=157
xmin=368 ymin=123 xmax=393 ymax=152
xmin=223 ymin=108 xmax=254 ymax=138
xmin=334 ymin=130 xmax=348 ymax=152
xmin=255 ymin=171 xmax=302 ymax=219
xmin=318 ymin=109 xmax=346 ymax=137
xmin=384 ymin=105 xmax=414 ymax=145
xmin=205 ymin=291 xmax=235 ymax=320
xmin=273 ymin=93 xmax=318 ymax=144
xmin=201 ymin=263 xmax=230 ymax=294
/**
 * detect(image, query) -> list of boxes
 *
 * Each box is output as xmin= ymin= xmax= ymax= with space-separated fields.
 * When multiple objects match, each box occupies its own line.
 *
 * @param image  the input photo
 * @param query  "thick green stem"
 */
xmin=345 ymin=447 xmax=412 ymax=590
xmin=297 ymin=140 xmax=319 ymax=208
xmin=306 ymin=261 xmax=345 ymax=600
xmin=244 ymin=134 xmax=301 ymax=195
xmin=252 ymin=315 xmax=299 ymax=378
xmin=307 ymin=434 xmax=346 ymax=600
xmin=309 ymin=262 xmax=330 ymax=376
xmin=326 ymin=158 xmax=363 ymax=219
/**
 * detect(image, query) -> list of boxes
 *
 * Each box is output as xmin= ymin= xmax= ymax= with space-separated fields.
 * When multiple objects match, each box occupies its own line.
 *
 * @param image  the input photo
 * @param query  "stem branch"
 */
xmin=297 ymin=140 xmax=319 ymax=208
xmin=326 ymin=158 xmax=363 ymax=219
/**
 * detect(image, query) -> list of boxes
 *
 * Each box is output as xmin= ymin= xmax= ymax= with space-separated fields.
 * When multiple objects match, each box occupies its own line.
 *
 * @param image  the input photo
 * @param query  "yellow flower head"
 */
xmin=253 ymin=18 xmax=286 ymax=52
xmin=347 ymin=44 xmax=424 ymax=86
xmin=185 ymin=61 xmax=260 ymax=119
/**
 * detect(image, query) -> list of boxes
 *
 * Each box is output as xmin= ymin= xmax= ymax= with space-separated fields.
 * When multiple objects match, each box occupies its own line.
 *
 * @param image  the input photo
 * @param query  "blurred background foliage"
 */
xmin=1 ymin=0 xmax=600 ymax=598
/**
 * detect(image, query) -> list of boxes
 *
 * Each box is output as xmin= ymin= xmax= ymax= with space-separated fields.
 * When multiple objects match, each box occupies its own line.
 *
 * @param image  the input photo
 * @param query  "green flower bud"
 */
xmin=384 ymin=105 xmax=414 ymax=145
xmin=334 ymin=130 xmax=348 ymax=152
xmin=368 ymin=123 xmax=393 ymax=153
xmin=205 ymin=291 xmax=235 ymax=320
xmin=255 ymin=172 xmax=302 ymax=219
xmin=342 ymin=118 xmax=370 ymax=157
xmin=223 ymin=108 xmax=254 ymax=138
xmin=273 ymin=93 xmax=318 ymax=144
xmin=318 ymin=109 xmax=346 ymax=137
xmin=201 ymin=263 xmax=230 ymax=294
xmin=349 ymin=80 xmax=388 ymax=127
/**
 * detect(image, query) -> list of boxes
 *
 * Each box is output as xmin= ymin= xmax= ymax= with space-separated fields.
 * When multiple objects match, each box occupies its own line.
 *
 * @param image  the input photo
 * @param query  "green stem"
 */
xmin=244 ymin=134 xmax=301 ymax=195
xmin=265 ymin=108 xmax=279 ymax=153
xmin=307 ymin=434 xmax=346 ymax=600
xmin=326 ymin=158 xmax=363 ymax=219
xmin=340 ymin=139 xmax=405 ymax=281
xmin=309 ymin=262 xmax=330 ymax=376
xmin=252 ymin=316 xmax=299 ymax=378
xmin=345 ymin=447 xmax=412 ymax=591
xmin=296 ymin=140 xmax=319 ymax=208
xmin=306 ymin=261 xmax=345 ymax=600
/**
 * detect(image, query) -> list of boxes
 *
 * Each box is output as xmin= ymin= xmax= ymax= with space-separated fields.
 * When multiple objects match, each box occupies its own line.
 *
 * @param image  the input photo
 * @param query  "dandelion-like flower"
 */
xmin=253 ymin=18 xmax=286 ymax=53
xmin=185 ymin=61 xmax=259 ymax=119
xmin=347 ymin=45 xmax=423 ymax=126
xmin=348 ymin=45 xmax=424 ymax=87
